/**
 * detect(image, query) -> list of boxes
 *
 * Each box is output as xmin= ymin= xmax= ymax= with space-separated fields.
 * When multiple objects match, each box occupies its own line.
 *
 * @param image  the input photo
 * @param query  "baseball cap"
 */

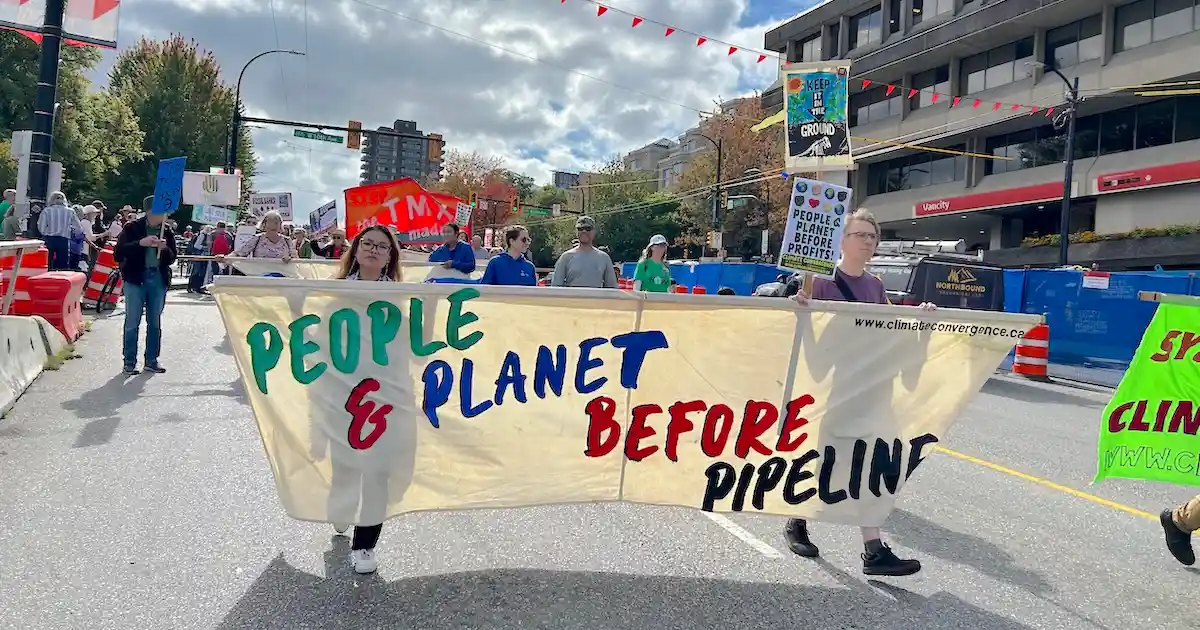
xmin=575 ymin=215 xmax=596 ymax=230
xmin=649 ymin=234 xmax=668 ymax=246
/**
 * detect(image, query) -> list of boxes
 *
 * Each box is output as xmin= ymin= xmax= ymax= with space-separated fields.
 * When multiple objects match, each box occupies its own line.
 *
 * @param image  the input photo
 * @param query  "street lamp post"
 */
xmin=695 ymin=133 xmax=723 ymax=227
xmin=226 ymin=50 xmax=304 ymax=173
xmin=1034 ymin=62 xmax=1080 ymax=267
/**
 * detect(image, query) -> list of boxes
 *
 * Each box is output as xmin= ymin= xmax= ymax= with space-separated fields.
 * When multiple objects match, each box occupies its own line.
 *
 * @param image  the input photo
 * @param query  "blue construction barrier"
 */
xmin=1004 ymin=268 xmax=1200 ymax=387
xmin=619 ymin=261 xmax=783 ymax=295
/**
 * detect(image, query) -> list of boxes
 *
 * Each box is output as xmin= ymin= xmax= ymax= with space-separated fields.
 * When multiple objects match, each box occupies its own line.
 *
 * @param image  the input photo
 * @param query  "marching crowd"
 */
xmin=7 ymin=185 xmax=1199 ymax=578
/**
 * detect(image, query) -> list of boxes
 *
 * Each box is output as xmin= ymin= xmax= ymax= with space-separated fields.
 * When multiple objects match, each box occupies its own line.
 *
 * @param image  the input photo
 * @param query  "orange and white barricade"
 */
xmin=0 ymin=246 xmax=49 ymax=316
xmin=1012 ymin=322 xmax=1050 ymax=381
xmin=82 ymin=247 xmax=123 ymax=310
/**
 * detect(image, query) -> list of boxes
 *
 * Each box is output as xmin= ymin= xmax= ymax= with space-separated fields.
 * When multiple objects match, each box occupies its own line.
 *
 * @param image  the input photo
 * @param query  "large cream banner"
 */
xmin=226 ymin=258 xmax=483 ymax=282
xmin=212 ymin=278 xmax=1039 ymax=527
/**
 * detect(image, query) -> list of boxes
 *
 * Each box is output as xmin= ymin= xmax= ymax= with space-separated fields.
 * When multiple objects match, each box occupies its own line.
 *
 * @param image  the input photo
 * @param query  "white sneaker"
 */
xmin=333 ymin=523 xmax=350 ymax=535
xmin=350 ymin=549 xmax=378 ymax=574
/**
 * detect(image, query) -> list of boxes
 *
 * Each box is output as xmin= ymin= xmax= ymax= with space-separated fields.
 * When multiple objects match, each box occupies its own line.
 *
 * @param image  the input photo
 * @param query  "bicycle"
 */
xmin=95 ymin=265 xmax=122 ymax=314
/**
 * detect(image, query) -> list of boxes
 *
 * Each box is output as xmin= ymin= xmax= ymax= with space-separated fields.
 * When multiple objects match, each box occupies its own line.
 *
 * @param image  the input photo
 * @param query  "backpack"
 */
xmin=210 ymin=231 xmax=233 ymax=255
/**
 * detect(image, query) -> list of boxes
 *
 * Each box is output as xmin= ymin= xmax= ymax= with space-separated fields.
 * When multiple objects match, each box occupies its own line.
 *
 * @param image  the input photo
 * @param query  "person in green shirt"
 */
xmin=633 ymin=233 xmax=673 ymax=292
xmin=0 ymin=189 xmax=17 ymax=240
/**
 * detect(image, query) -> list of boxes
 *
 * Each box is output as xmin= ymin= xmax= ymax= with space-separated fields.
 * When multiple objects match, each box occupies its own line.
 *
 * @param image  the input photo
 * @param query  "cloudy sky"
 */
xmin=90 ymin=0 xmax=818 ymax=216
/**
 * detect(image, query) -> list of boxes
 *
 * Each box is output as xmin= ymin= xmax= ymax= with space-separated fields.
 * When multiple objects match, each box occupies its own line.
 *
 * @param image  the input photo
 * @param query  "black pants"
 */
xmin=44 ymin=236 xmax=70 ymax=271
xmin=352 ymin=524 xmax=382 ymax=551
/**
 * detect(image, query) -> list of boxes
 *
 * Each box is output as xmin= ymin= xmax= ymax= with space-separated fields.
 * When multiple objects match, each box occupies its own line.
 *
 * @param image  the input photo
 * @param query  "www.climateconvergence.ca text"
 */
xmin=853 ymin=318 xmax=1027 ymax=339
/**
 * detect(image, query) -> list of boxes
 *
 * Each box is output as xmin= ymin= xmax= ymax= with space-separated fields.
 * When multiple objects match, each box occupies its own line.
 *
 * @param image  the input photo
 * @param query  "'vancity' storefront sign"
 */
xmin=913 ymin=182 xmax=1076 ymax=218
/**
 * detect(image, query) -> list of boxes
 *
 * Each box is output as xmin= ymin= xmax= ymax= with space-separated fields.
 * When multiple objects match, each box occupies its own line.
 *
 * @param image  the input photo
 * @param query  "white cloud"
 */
xmin=96 ymin=0 xmax=783 ymax=217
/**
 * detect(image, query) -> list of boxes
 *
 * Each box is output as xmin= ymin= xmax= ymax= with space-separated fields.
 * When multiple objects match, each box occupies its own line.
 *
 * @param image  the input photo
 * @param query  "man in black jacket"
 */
xmin=113 ymin=196 xmax=177 ymax=375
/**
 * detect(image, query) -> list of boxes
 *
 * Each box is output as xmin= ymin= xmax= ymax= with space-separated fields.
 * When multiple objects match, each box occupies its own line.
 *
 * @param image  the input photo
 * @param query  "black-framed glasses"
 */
xmin=576 ymin=226 xmax=594 ymax=232
xmin=360 ymin=240 xmax=391 ymax=253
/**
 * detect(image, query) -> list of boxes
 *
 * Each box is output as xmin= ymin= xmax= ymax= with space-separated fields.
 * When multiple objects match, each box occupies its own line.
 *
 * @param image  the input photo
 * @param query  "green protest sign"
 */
xmin=1095 ymin=301 xmax=1200 ymax=486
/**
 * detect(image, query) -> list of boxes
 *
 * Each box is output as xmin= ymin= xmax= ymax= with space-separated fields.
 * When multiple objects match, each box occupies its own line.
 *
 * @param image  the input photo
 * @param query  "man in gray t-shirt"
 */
xmin=551 ymin=215 xmax=619 ymax=288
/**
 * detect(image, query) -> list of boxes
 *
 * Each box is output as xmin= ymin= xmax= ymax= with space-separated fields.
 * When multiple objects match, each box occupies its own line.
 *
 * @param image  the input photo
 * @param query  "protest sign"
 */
xmin=183 ymin=171 xmax=241 ymax=206
xmin=225 ymin=258 xmax=482 ymax=282
xmin=249 ymin=193 xmax=294 ymax=221
xmin=784 ymin=61 xmax=852 ymax=172
xmin=779 ymin=177 xmax=848 ymax=277
xmin=343 ymin=178 xmax=467 ymax=243
xmin=191 ymin=204 xmax=237 ymax=225
xmin=309 ymin=200 xmax=338 ymax=235
xmin=233 ymin=225 xmax=257 ymax=253
xmin=212 ymin=278 xmax=1037 ymax=526
xmin=151 ymin=156 xmax=187 ymax=215
xmin=1095 ymin=301 xmax=1200 ymax=486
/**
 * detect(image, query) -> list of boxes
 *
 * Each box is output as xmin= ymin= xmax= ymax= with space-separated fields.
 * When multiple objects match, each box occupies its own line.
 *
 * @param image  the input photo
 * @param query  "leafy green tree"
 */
xmin=107 ymin=35 xmax=256 ymax=225
xmin=523 ymin=184 xmax=571 ymax=267
xmin=0 ymin=140 xmax=16 ymax=190
xmin=503 ymin=170 xmax=536 ymax=201
xmin=0 ymin=32 xmax=144 ymax=202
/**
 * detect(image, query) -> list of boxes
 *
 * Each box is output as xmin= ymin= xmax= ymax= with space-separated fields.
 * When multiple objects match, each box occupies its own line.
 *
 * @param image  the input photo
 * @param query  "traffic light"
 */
xmin=705 ymin=231 xmax=714 ymax=248
xmin=347 ymin=120 xmax=362 ymax=150
xmin=511 ymin=191 xmax=519 ymax=214
xmin=468 ymin=191 xmax=477 ymax=208
xmin=721 ymin=190 xmax=730 ymax=210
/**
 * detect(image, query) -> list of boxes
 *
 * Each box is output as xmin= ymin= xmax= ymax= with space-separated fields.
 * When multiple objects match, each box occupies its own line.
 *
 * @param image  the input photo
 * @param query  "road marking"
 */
xmin=702 ymin=512 xmax=786 ymax=558
xmin=935 ymin=446 xmax=1158 ymax=522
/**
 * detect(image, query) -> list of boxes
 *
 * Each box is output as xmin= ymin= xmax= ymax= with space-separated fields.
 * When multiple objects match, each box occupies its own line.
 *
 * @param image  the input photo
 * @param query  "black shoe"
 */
xmin=862 ymin=543 xmax=922 ymax=576
xmin=144 ymin=364 xmax=166 ymax=374
xmin=783 ymin=518 xmax=819 ymax=558
xmin=1160 ymin=509 xmax=1195 ymax=566
xmin=123 ymin=366 xmax=140 ymax=375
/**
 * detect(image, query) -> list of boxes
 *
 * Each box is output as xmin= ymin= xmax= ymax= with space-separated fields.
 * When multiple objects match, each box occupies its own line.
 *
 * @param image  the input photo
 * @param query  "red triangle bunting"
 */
xmin=597 ymin=6 xmax=607 ymax=16
xmin=631 ymin=17 xmax=642 ymax=27
xmin=1045 ymin=107 xmax=1055 ymax=117
xmin=931 ymin=93 xmax=940 ymax=103
xmin=757 ymin=54 xmax=767 ymax=63
xmin=951 ymin=96 xmax=961 ymax=107
xmin=665 ymin=27 xmax=675 ymax=37
xmin=972 ymin=99 xmax=982 ymax=109
xmin=908 ymin=88 xmax=918 ymax=99
xmin=885 ymin=84 xmax=896 ymax=96
xmin=696 ymin=37 xmax=707 ymax=46
xmin=1011 ymin=103 xmax=1020 ymax=111
xmin=727 ymin=46 xmax=737 ymax=55
xmin=1030 ymin=105 xmax=1040 ymax=113
xmin=862 ymin=79 xmax=872 ymax=89
xmin=992 ymin=102 xmax=1002 ymax=111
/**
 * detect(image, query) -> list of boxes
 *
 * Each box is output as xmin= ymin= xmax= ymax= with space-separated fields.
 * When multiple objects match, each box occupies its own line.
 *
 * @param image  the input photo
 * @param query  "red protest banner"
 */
xmin=343 ymin=178 xmax=467 ymax=244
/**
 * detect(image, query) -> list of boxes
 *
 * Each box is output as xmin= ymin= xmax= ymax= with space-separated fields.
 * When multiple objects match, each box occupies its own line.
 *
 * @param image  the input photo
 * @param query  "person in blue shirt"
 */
xmin=427 ymin=223 xmax=475 ymax=274
xmin=480 ymin=224 xmax=537 ymax=286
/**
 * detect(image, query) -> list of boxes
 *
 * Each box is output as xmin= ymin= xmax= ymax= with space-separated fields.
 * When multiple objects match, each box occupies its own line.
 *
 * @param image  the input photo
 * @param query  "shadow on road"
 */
xmin=981 ymin=378 xmax=1102 ymax=409
xmin=62 ymin=371 xmax=149 ymax=448
xmin=215 ymin=540 xmax=1036 ymax=630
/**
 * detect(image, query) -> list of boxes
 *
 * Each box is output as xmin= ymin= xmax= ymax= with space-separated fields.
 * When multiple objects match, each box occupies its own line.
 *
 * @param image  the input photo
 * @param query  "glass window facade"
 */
xmin=911 ymin=65 xmax=950 ymax=111
xmin=850 ymin=7 xmax=882 ymax=49
xmin=984 ymin=96 xmax=1200 ymax=174
xmin=961 ymin=38 xmax=1034 ymax=94
xmin=866 ymin=146 xmax=967 ymax=195
xmin=799 ymin=34 xmax=822 ymax=62
xmin=1116 ymin=0 xmax=1200 ymax=52
xmin=850 ymin=86 xmax=902 ymax=127
xmin=912 ymin=0 xmax=954 ymax=26
xmin=1045 ymin=15 xmax=1102 ymax=69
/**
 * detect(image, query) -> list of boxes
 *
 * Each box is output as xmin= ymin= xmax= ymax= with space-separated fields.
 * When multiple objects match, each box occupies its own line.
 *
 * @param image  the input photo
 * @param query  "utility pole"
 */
xmin=1057 ymin=76 xmax=1080 ymax=268
xmin=23 ymin=0 xmax=66 ymax=238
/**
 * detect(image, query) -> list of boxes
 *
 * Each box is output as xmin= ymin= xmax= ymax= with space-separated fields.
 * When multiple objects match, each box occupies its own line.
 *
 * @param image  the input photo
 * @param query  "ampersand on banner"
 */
xmin=345 ymin=377 xmax=391 ymax=450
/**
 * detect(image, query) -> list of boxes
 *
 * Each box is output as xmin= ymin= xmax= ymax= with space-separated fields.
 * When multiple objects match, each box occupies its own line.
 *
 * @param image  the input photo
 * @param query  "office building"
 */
xmin=552 ymin=170 xmax=581 ymax=190
xmin=360 ymin=120 xmax=446 ymax=185
xmin=763 ymin=0 xmax=1200 ymax=267
xmin=623 ymin=139 xmax=674 ymax=176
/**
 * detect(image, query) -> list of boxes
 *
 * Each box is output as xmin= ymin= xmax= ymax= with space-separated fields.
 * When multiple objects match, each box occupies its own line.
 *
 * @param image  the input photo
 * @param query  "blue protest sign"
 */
xmin=151 ymin=156 xmax=187 ymax=215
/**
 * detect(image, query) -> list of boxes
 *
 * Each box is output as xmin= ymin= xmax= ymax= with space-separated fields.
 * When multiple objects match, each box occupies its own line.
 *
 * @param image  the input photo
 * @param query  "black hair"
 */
xmin=717 ymin=287 xmax=735 ymax=295
xmin=445 ymin=223 xmax=460 ymax=234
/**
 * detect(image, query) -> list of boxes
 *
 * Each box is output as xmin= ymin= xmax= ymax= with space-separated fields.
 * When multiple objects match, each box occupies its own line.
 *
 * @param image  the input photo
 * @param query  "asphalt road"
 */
xmin=1 ymin=291 xmax=1197 ymax=630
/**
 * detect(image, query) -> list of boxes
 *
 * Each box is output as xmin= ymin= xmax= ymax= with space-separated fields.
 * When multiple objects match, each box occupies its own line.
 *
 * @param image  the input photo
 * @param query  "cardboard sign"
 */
xmin=779 ymin=177 xmax=850 ymax=277
xmin=249 ymin=192 xmax=294 ymax=221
